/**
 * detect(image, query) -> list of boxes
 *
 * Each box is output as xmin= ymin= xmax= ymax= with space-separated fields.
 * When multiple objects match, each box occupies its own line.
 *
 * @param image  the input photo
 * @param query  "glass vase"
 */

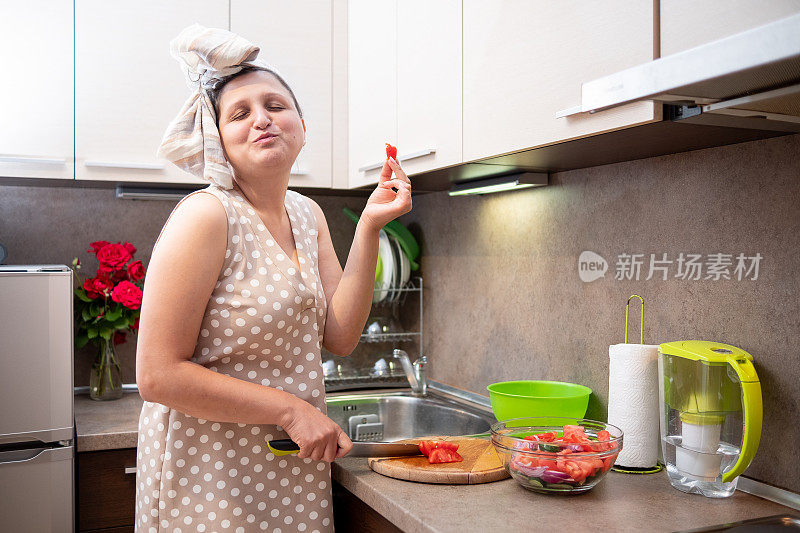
xmin=89 ymin=337 xmax=123 ymax=401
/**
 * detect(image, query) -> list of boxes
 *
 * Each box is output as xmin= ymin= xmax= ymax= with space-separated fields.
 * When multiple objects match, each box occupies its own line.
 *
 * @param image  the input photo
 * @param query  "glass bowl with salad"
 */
xmin=491 ymin=417 xmax=623 ymax=494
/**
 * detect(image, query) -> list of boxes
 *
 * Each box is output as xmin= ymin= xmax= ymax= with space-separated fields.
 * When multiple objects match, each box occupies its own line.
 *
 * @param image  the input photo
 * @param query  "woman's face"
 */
xmin=216 ymin=70 xmax=305 ymax=180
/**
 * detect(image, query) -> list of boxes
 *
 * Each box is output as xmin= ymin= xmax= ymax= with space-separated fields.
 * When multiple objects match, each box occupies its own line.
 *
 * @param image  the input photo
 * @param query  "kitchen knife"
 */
xmin=267 ymin=439 xmax=422 ymax=458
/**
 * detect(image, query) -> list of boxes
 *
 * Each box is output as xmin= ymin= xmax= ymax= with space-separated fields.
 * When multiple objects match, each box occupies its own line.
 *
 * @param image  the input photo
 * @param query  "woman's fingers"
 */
xmin=386 ymin=158 xmax=410 ymax=184
xmin=323 ymin=436 xmax=339 ymax=463
xmin=380 ymin=178 xmax=411 ymax=190
xmin=378 ymin=159 xmax=392 ymax=183
xmin=335 ymin=429 xmax=354 ymax=459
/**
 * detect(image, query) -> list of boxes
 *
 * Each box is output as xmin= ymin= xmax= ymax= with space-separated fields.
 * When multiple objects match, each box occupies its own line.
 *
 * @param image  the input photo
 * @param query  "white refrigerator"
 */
xmin=0 ymin=265 xmax=75 ymax=532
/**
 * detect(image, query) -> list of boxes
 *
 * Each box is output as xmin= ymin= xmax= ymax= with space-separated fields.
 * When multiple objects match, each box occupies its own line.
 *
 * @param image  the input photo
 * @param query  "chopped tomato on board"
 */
xmin=428 ymin=448 xmax=463 ymax=464
xmin=418 ymin=440 xmax=459 ymax=458
xmin=385 ymin=143 xmax=398 ymax=160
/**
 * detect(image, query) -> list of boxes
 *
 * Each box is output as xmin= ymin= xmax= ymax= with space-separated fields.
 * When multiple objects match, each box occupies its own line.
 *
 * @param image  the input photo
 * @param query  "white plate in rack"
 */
xmin=388 ymin=234 xmax=402 ymax=301
xmin=374 ymin=230 xmax=393 ymax=303
xmin=397 ymin=235 xmax=410 ymax=287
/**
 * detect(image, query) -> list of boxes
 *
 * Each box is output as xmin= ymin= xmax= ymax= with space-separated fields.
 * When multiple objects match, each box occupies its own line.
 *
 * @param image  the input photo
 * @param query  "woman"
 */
xmin=135 ymin=25 xmax=411 ymax=532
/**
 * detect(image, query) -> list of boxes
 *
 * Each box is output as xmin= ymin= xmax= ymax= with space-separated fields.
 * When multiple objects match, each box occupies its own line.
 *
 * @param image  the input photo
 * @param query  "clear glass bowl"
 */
xmin=491 ymin=417 xmax=623 ymax=495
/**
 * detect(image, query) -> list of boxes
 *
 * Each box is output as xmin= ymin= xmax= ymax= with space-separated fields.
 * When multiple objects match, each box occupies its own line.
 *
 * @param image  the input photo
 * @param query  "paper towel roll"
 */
xmin=607 ymin=343 xmax=660 ymax=468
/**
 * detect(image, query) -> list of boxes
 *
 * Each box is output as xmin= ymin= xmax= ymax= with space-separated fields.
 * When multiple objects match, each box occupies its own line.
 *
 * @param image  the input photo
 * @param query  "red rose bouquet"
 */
xmin=72 ymin=241 xmax=145 ymax=400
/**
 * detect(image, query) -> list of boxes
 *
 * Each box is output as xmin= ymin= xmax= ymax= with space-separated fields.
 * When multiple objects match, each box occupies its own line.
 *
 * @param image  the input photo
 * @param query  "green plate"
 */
xmin=343 ymin=208 xmax=420 ymax=270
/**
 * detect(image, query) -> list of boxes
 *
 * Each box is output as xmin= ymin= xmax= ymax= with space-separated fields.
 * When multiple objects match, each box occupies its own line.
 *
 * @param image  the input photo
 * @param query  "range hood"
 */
xmin=560 ymin=12 xmax=800 ymax=132
xmin=406 ymin=14 xmax=800 ymax=194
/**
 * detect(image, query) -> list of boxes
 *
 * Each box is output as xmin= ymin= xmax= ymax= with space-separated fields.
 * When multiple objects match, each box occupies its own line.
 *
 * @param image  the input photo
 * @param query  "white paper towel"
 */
xmin=607 ymin=343 xmax=660 ymax=468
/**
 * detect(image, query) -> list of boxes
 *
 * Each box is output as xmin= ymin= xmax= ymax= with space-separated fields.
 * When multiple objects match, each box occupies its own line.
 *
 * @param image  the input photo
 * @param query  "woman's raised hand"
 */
xmin=360 ymin=158 xmax=412 ymax=232
xmin=280 ymin=396 xmax=353 ymax=462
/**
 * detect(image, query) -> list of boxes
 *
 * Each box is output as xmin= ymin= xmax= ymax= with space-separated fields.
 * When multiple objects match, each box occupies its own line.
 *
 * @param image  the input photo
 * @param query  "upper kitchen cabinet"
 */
xmin=75 ymin=1 xmax=227 ymax=184
xmin=231 ymin=0 xmax=333 ymax=189
xmin=348 ymin=0 xmax=462 ymax=188
xmin=462 ymin=1 xmax=660 ymax=163
xmin=661 ymin=0 xmax=800 ymax=56
xmin=348 ymin=0 xmax=397 ymax=188
xmin=0 ymin=1 xmax=74 ymax=180
xmin=396 ymin=0 xmax=462 ymax=178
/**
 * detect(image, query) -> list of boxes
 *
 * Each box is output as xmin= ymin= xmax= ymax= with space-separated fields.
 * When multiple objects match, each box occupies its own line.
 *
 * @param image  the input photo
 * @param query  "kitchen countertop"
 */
xmin=74 ymin=391 xmax=794 ymax=532
xmin=75 ymin=390 xmax=144 ymax=451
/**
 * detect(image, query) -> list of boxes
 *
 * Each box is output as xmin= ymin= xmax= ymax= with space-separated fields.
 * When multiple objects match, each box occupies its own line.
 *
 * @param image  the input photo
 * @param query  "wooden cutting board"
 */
xmin=367 ymin=437 xmax=510 ymax=484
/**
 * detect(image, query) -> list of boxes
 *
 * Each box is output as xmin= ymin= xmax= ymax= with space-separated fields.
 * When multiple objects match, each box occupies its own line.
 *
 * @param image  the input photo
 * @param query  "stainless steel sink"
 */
xmin=325 ymin=388 xmax=496 ymax=442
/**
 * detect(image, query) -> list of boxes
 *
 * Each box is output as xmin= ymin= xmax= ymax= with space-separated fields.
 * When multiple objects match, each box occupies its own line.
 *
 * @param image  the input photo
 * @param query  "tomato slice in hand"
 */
xmin=385 ymin=143 xmax=398 ymax=160
xmin=428 ymin=448 xmax=463 ymax=464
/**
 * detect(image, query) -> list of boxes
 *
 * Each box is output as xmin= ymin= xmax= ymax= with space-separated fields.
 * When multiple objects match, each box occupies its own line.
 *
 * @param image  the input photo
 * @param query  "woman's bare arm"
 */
xmin=308 ymin=200 xmax=376 ymax=356
xmin=313 ymin=158 xmax=412 ymax=355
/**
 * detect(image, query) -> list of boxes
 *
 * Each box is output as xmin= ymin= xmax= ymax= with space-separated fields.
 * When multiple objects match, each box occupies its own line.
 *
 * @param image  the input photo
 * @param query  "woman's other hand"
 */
xmin=360 ymin=158 xmax=412 ymax=232
xmin=281 ymin=397 xmax=354 ymax=462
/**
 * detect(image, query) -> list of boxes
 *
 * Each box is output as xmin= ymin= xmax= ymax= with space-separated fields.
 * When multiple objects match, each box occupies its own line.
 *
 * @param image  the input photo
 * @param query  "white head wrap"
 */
xmin=157 ymin=24 xmax=278 ymax=189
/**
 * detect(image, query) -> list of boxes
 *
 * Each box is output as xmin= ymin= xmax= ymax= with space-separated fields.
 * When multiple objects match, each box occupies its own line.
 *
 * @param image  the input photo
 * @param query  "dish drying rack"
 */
xmin=324 ymin=277 xmax=423 ymax=392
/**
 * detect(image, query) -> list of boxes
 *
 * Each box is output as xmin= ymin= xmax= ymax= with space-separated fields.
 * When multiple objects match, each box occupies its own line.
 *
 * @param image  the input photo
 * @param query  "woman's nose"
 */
xmin=252 ymin=108 xmax=272 ymax=129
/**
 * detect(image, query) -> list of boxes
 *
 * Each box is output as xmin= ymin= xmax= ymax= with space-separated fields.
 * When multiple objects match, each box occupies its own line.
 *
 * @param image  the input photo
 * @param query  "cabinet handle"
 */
xmin=358 ymin=148 xmax=436 ymax=173
xmin=555 ymin=105 xmax=584 ymax=118
xmin=0 ymin=156 xmax=67 ymax=165
xmin=124 ymin=466 xmax=137 ymax=475
xmin=84 ymin=160 xmax=165 ymax=170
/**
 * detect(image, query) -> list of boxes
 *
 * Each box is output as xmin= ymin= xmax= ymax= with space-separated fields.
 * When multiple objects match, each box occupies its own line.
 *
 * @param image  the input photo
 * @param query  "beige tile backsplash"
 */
xmin=1 ymin=132 xmax=797 ymax=492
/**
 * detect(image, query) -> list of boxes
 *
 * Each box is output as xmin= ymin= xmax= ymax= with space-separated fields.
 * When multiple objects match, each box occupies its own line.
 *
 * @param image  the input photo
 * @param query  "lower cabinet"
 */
xmin=77 ymin=448 xmax=401 ymax=533
xmin=77 ymin=449 xmax=137 ymax=532
xmin=332 ymin=481 xmax=402 ymax=533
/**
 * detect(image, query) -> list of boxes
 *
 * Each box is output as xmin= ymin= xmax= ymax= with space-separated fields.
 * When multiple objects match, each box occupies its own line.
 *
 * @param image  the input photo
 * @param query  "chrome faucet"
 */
xmin=393 ymin=349 xmax=427 ymax=396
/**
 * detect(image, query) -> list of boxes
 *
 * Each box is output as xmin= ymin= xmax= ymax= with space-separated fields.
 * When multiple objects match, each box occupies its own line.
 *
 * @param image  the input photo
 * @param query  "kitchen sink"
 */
xmin=325 ymin=388 xmax=496 ymax=441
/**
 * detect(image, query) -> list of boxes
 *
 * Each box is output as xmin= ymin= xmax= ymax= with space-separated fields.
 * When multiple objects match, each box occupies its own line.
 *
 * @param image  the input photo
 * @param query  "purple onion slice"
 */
xmin=540 ymin=469 xmax=573 ymax=484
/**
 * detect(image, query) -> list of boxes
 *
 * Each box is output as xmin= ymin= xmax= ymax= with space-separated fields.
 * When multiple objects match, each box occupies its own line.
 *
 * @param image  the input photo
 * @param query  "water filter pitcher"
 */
xmin=658 ymin=341 xmax=762 ymax=498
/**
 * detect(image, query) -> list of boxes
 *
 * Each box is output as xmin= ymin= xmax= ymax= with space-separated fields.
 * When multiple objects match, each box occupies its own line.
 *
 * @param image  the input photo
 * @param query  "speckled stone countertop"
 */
xmin=74 ymin=391 xmax=794 ymax=532
xmin=75 ymin=391 xmax=144 ymax=451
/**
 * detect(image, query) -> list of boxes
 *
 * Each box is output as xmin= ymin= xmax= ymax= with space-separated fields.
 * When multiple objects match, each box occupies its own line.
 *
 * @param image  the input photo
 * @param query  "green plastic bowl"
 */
xmin=487 ymin=380 xmax=592 ymax=422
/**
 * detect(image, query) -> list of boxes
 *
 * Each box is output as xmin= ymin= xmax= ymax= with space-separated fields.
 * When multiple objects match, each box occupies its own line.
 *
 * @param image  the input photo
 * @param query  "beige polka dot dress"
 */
xmin=136 ymin=185 xmax=333 ymax=532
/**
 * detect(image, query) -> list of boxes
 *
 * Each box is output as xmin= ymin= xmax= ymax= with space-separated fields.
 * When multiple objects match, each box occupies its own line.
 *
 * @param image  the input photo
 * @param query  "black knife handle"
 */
xmin=267 ymin=439 xmax=300 ymax=453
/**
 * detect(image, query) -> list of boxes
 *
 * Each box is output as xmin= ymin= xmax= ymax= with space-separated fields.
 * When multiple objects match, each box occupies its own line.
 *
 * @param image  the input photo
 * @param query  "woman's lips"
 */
xmin=254 ymin=134 xmax=277 ymax=144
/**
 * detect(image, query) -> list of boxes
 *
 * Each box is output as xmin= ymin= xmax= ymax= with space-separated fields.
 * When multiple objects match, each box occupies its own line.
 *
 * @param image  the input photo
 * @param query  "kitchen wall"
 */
xmin=401 ymin=133 xmax=800 ymax=493
xmin=1 ymin=133 xmax=798 ymax=492
xmin=0 ymin=184 xmax=370 ymax=387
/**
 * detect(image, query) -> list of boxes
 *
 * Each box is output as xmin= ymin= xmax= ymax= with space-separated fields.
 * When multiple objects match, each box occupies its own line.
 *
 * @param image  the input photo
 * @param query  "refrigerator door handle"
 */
xmin=0 ymin=446 xmax=72 ymax=465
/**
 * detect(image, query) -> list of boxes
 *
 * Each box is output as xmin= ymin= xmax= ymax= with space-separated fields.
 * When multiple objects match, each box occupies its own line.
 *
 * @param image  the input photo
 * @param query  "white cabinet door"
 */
xmin=0 ymin=1 xmax=73 ymax=180
xmin=231 ymin=0 xmax=333 ymax=189
xmin=75 ymin=1 xmax=227 ymax=184
xmin=463 ymin=1 xmax=659 ymax=163
xmin=348 ymin=0 xmax=397 ymax=188
xmin=396 ymin=0 xmax=462 ymax=177
xmin=661 ymin=0 xmax=800 ymax=56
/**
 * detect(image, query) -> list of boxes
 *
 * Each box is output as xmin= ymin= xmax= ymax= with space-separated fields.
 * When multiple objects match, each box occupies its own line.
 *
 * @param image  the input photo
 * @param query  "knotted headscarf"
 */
xmin=157 ymin=24 xmax=277 ymax=189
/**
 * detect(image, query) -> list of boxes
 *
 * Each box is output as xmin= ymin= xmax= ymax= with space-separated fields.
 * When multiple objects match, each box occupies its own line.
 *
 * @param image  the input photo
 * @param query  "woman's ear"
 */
xmin=301 ymin=119 xmax=307 ymax=146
